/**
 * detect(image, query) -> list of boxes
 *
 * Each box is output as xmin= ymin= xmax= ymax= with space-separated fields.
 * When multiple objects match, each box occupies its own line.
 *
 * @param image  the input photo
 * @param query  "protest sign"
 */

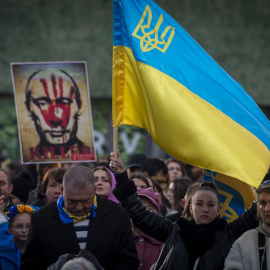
xmin=11 ymin=62 xmax=96 ymax=163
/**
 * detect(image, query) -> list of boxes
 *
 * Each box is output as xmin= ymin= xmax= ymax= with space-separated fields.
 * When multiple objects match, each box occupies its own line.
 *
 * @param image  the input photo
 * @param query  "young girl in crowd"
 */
xmin=0 ymin=204 xmax=39 ymax=269
xmin=93 ymin=166 xmax=119 ymax=203
xmin=110 ymin=151 xmax=258 ymax=270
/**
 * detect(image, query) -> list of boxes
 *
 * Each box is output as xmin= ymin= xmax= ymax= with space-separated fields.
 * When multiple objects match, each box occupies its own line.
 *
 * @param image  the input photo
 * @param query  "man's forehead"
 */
xmin=64 ymin=183 xmax=94 ymax=199
xmin=29 ymin=72 xmax=76 ymax=98
xmin=0 ymin=171 xmax=8 ymax=182
xmin=259 ymin=191 xmax=270 ymax=201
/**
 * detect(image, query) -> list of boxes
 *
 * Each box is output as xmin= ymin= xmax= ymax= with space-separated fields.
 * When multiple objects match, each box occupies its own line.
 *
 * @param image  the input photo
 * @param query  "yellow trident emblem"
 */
xmin=132 ymin=5 xmax=175 ymax=53
xmin=218 ymin=188 xmax=239 ymax=223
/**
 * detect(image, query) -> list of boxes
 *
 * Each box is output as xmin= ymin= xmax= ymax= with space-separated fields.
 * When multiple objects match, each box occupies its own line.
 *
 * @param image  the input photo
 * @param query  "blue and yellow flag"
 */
xmin=203 ymin=169 xmax=256 ymax=222
xmin=112 ymin=0 xmax=270 ymax=187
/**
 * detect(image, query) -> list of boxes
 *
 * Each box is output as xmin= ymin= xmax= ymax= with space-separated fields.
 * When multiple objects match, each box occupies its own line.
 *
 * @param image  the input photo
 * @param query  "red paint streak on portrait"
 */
xmin=38 ymin=74 xmax=73 ymax=132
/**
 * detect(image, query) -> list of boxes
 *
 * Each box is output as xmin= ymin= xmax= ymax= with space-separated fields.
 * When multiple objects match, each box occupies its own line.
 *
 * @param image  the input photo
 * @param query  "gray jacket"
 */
xmin=224 ymin=226 xmax=270 ymax=270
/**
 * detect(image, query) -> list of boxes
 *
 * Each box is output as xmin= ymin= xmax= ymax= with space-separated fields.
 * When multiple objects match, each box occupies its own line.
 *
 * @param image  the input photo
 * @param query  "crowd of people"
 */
xmin=0 ymin=151 xmax=269 ymax=270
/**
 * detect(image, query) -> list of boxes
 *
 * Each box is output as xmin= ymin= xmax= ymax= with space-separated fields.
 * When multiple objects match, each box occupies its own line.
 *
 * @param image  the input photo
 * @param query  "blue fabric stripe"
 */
xmin=74 ymin=226 xmax=89 ymax=231
xmin=77 ymin=237 xmax=87 ymax=242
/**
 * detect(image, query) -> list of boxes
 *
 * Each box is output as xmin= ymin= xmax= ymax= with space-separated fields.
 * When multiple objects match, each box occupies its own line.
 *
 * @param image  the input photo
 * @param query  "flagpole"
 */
xmin=113 ymin=126 xmax=118 ymax=157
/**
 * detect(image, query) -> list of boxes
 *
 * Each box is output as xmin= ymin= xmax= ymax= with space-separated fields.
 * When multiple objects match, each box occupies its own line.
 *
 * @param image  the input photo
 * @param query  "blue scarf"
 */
xmin=57 ymin=195 xmax=97 ymax=224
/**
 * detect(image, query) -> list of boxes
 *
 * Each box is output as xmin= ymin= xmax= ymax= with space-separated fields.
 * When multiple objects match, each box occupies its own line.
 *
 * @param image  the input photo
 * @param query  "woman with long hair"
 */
xmin=110 ymin=151 xmax=258 ymax=270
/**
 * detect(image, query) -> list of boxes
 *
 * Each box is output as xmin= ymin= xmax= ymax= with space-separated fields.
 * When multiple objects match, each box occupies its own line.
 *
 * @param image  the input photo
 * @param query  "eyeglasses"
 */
xmin=261 ymin=180 xmax=270 ymax=187
xmin=13 ymin=224 xmax=30 ymax=231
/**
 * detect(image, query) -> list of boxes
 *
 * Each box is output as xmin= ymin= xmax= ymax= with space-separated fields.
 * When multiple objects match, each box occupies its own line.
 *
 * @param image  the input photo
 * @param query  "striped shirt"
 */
xmin=73 ymin=219 xmax=90 ymax=250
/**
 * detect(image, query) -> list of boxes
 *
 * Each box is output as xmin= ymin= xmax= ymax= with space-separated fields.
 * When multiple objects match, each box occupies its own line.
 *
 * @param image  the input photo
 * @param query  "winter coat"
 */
xmin=224 ymin=227 xmax=270 ymax=270
xmin=133 ymin=233 xmax=164 ymax=270
xmin=0 ymin=213 xmax=20 ymax=270
xmin=113 ymin=171 xmax=258 ymax=270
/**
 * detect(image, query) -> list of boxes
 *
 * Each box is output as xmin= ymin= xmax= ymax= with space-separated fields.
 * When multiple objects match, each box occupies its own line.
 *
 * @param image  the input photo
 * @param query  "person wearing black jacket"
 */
xmin=110 ymin=151 xmax=259 ymax=270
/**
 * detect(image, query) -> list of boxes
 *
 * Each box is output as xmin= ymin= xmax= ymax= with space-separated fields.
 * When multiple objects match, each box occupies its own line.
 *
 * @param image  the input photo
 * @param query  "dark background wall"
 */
xmin=0 ymin=0 xmax=269 ymax=162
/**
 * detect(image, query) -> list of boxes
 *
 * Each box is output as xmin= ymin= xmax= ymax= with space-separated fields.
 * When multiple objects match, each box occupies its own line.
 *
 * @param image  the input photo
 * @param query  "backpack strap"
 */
xmin=258 ymin=232 xmax=267 ymax=270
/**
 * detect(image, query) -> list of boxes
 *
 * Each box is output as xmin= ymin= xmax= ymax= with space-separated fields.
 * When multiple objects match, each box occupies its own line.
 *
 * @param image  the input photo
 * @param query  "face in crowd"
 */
xmin=151 ymin=171 xmax=168 ymax=192
xmin=167 ymin=161 xmax=183 ymax=181
xmin=9 ymin=212 xmax=31 ymax=247
xmin=166 ymin=181 xmax=175 ymax=206
xmin=25 ymin=70 xmax=81 ymax=146
xmin=258 ymin=190 xmax=270 ymax=230
xmin=46 ymin=177 xmax=62 ymax=203
xmin=132 ymin=177 xmax=148 ymax=189
xmin=0 ymin=170 xmax=13 ymax=206
xmin=62 ymin=181 xmax=95 ymax=217
xmin=42 ymin=167 xmax=66 ymax=204
xmin=93 ymin=168 xmax=112 ymax=199
xmin=189 ymin=189 xmax=220 ymax=225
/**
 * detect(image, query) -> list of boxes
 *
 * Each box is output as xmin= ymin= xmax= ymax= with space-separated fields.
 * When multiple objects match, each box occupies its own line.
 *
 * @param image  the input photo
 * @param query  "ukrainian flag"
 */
xmin=203 ymin=169 xmax=256 ymax=222
xmin=113 ymin=0 xmax=270 ymax=187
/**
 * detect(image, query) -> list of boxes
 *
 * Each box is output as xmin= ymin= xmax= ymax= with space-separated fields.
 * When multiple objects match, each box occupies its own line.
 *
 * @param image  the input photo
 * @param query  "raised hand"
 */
xmin=110 ymin=149 xmax=125 ymax=174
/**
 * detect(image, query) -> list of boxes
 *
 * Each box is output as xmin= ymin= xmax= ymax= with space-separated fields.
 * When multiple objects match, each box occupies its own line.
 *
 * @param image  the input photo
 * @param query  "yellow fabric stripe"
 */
xmin=113 ymin=46 xmax=270 ymax=187
xmin=63 ymin=208 xmax=88 ymax=223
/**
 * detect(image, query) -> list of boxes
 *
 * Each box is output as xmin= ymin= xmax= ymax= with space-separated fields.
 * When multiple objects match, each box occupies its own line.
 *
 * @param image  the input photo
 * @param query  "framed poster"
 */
xmin=11 ymin=62 xmax=96 ymax=163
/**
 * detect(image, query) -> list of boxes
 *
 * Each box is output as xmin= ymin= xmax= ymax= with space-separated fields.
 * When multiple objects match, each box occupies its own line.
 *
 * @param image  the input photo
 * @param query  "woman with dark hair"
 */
xmin=130 ymin=172 xmax=151 ymax=189
xmin=110 ymin=151 xmax=258 ymax=270
xmin=32 ymin=167 xmax=66 ymax=207
xmin=166 ymin=178 xmax=193 ymax=219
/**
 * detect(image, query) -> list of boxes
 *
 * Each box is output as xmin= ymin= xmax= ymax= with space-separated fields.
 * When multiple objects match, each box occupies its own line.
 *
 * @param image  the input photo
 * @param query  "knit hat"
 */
xmin=126 ymin=153 xmax=147 ymax=168
xmin=137 ymin=187 xmax=162 ymax=213
xmin=11 ymin=176 xmax=31 ymax=204
xmin=20 ymin=170 xmax=35 ymax=188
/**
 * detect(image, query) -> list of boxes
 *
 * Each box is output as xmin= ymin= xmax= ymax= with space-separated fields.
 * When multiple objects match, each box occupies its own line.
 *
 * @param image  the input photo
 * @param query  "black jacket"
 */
xmin=21 ymin=195 xmax=139 ymax=270
xmin=113 ymin=171 xmax=258 ymax=270
xmin=31 ymin=192 xmax=46 ymax=207
xmin=4 ymin=197 xmax=14 ymax=212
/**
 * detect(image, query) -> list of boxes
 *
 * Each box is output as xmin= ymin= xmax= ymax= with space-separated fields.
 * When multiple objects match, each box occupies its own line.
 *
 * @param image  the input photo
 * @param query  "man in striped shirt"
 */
xmin=21 ymin=166 xmax=139 ymax=270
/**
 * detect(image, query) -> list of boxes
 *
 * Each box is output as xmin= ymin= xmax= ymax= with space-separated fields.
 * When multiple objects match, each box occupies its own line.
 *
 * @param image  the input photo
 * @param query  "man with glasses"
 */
xmin=141 ymin=158 xmax=172 ymax=214
xmin=21 ymin=166 xmax=139 ymax=270
xmin=141 ymin=158 xmax=169 ymax=190
xmin=224 ymin=179 xmax=270 ymax=270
